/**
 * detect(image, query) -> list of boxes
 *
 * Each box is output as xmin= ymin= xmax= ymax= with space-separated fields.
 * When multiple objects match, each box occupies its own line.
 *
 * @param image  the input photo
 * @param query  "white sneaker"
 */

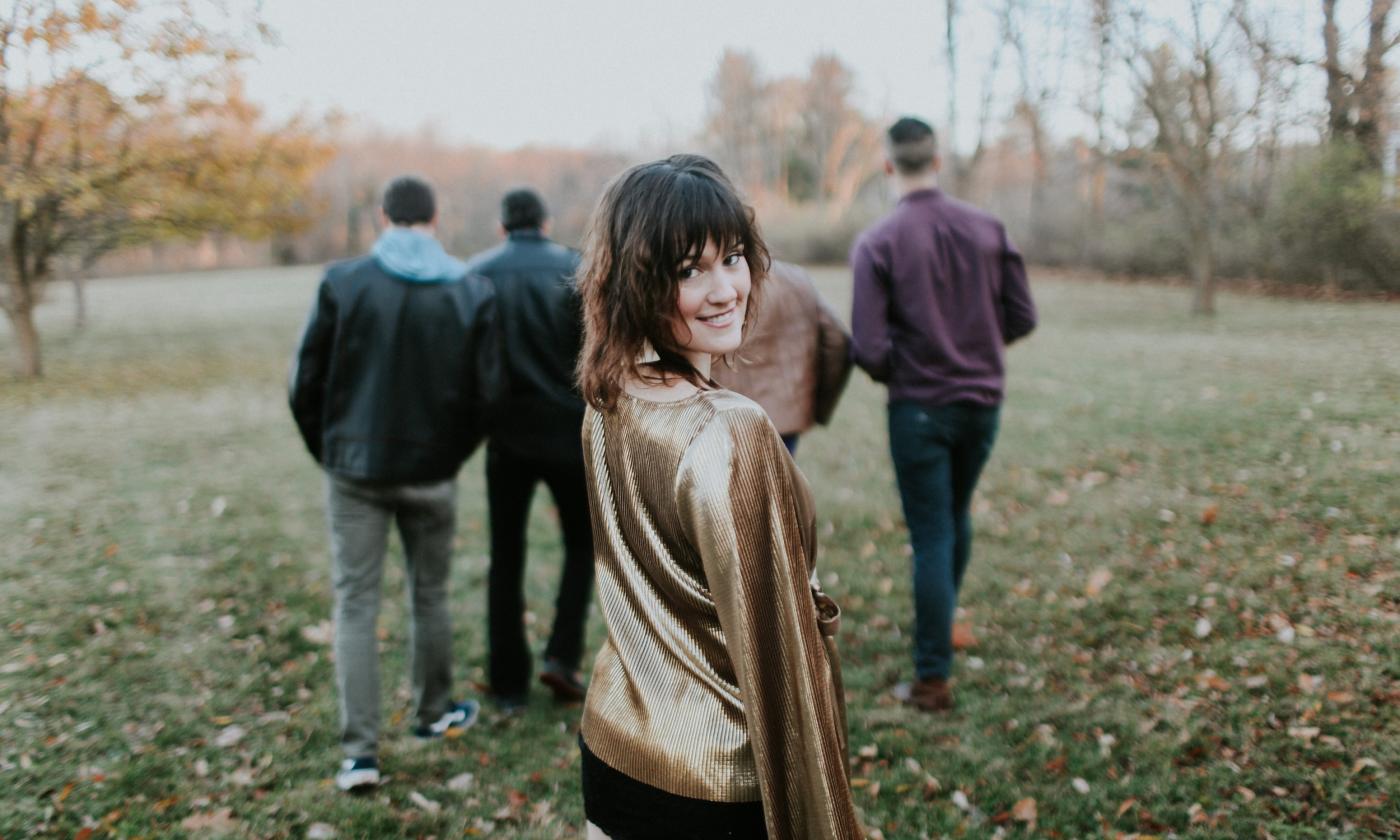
xmin=413 ymin=699 xmax=481 ymax=740
xmin=336 ymin=756 xmax=380 ymax=791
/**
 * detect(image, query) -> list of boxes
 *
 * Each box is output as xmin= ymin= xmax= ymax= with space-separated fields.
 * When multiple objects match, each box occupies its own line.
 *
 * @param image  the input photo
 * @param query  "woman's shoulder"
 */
xmin=680 ymin=389 xmax=784 ymax=464
xmin=695 ymin=388 xmax=772 ymax=433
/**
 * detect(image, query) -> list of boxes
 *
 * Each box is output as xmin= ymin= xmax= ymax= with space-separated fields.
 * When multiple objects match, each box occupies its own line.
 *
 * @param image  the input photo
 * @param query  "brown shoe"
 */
xmin=539 ymin=659 xmax=586 ymax=704
xmin=906 ymin=677 xmax=954 ymax=712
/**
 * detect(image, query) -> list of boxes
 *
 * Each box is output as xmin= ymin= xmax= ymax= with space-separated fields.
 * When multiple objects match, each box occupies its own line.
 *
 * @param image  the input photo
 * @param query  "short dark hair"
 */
xmin=887 ymin=117 xmax=939 ymax=175
xmin=501 ymin=188 xmax=547 ymax=231
xmin=381 ymin=176 xmax=436 ymax=225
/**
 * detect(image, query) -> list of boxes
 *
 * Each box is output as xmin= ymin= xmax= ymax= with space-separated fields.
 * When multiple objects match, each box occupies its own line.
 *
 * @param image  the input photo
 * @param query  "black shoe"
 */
xmin=539 ymin=659 xmax=586 ymax=704
xmin=486 ymin=690 xmax=528 ymax=716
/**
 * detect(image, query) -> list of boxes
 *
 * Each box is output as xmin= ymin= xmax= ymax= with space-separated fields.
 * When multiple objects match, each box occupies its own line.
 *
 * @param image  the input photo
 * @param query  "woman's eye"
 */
xmin=722 ymin=252 xmax=743 ymax=267
xmin=679 ymin=266 xmax=701 ymax=280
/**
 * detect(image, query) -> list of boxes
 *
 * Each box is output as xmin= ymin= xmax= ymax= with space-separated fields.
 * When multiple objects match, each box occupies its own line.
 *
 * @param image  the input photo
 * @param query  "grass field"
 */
xmin=2 ymin=266 xmax=1397 ymax=839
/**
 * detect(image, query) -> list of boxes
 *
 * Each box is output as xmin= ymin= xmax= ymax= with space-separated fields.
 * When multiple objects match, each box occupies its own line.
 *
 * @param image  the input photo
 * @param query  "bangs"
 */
xmin=656 ymin=170 xmax=754 ymax=268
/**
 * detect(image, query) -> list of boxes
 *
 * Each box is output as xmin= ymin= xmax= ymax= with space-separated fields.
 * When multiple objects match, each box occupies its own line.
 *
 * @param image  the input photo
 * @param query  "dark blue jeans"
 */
xmin=888 ymin=401 xmax=1000 ymax=680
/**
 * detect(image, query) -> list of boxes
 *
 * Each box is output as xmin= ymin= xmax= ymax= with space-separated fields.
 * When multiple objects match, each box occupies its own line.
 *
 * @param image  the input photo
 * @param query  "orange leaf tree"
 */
xmin=0 ymin=1 xmax=334 ymax=377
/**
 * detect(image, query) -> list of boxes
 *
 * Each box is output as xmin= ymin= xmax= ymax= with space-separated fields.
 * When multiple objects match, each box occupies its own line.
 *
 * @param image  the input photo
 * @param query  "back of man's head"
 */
xmin=501 ymin=188 xmax=547 ymax=232
xmin=382 ymin=176 xmax=437 ymax=226
xmin=886 ymin=117 xmax=939 ymax=176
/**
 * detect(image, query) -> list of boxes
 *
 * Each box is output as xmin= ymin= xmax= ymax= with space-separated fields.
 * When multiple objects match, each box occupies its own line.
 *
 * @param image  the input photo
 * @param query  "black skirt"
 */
xmin=579 ymin=737 xmax=768 ymax=840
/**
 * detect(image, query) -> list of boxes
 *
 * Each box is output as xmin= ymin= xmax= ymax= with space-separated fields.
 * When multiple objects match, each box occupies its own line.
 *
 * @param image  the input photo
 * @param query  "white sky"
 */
xmin=242 ymin=1 xmax=1348 ymax=153
xmin=245 ymin=0 xmax=999 ymax=150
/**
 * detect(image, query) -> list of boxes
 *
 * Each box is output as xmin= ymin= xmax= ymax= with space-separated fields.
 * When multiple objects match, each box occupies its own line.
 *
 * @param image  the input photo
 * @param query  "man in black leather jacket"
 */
xmin=464 ymin=188 xmax=593 ymax=711
xmin=289 ymin=176 xmax=498 ymax=791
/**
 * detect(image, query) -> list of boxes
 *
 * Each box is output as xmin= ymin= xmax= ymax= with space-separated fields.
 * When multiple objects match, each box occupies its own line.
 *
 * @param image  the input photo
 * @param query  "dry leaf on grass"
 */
xmin=1012 ymin=796 xmax=1038 ymax=827
xmin=1086 ymin=568 xmax=1113 ymax=598
xmin=180 ymin=808 xmax=239 ymax=833
xmin=213 ymin=725 xmax=245 ymax=748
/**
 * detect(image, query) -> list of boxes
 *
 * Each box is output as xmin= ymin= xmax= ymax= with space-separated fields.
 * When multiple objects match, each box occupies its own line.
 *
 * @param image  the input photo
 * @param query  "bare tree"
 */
xmin=1125 ymin=0 xmax=1252 ymax=315
xmin=705 ymin=50 xmax=767 ymax=191
xmin=1001 ymin=0 xmax=1073 ymax=252
xmin=940 ymin=0 xmax=1007 ymax=197
xmin=1322 ymin=0 xmax=1397 ymax=167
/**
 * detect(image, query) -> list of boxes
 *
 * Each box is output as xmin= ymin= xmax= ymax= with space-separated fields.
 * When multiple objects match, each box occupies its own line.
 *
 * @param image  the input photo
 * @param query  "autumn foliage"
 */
xmin=0 ymin=1 xmax=332 ymax=378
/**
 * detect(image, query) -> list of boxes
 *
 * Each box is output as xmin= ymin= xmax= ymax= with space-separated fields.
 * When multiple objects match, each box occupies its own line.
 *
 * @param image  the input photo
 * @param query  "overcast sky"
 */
xmin=245 ymin=0 xmax=991 ymax=150
xmin=242 ymin=1 xmax=1335 ymax=153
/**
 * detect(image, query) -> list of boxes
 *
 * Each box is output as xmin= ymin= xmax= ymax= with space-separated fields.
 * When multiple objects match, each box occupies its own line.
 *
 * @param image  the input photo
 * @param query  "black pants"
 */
xmin=486 ymin=445 xmax=594 ymax=696
xmin=580 ymin=738 xmax=767 ymax=839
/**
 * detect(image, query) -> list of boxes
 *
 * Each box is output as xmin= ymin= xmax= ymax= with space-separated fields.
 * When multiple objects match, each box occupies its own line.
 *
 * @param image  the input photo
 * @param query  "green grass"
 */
xmin=2 ymin=267 xmax=1397 ymax=838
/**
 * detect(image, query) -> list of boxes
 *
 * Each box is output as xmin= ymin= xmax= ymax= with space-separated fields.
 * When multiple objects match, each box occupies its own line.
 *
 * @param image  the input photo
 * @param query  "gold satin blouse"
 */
xmin=579 ymin=388 xmax=862 ymax=839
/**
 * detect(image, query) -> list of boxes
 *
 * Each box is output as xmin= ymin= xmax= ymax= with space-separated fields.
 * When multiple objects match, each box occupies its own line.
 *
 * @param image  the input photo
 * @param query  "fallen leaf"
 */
xmin=1011 ymin=796 xmax=1038 ymax=826
xmin=1116 ymin=797 xmax=1137 ymax=818
xmin=447 ymin=772 xmax=475 ymax=791
xmin=301 ymin=621 xmax=334 ymax=646
xmin=213 ymin=725 xmax=245 ymax=748
xmin=408 ymin=791 xmax=441 ymax=813
xmin=1200 ymin=505 xmax=1218 ymax=526
xmin=180 ymin=809 xmax=239 ymax=833
xmin=857 ymin=744 xmax=878 ymax=759
xmin=1086 ymin=568 xmax=1113 ymax=598
xmin=952 ymin=622 xmax=977 ymax=649
xmin=1194 ymin=617 xmax=1213 ymax=638
xmin=307 ymin=823 xmax=337 ymax=840
xmin=1072 ymin=777 xmax=1090 ymax=794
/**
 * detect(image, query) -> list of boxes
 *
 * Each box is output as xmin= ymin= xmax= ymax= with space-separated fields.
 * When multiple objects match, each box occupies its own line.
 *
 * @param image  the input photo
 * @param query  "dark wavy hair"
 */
xmin=576 ymin=154 xmax=771 ymax=411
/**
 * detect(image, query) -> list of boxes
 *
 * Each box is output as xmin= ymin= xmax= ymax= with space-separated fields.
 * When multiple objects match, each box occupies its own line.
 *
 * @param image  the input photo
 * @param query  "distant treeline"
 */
xmin=101 ymin=2 xmax=1399 ymax=303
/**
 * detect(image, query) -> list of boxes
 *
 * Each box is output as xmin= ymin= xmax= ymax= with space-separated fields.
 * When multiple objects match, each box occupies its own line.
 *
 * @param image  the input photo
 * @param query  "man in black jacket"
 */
xmin=289 ymin=176 xmax=498 ymax=791
xmin=464 ymin=188 xmax=592 ymax=711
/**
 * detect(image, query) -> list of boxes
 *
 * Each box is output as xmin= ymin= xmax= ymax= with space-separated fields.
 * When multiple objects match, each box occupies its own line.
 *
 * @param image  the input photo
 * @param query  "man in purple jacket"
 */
xmin=851 ymin=116 xmax=1037 ymax=712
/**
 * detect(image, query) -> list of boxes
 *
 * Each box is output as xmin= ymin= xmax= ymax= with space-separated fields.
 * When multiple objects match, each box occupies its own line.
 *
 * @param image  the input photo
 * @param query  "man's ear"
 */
xmin=376 ymin=206 xmax=389 ymax=230
xmin=931 ymin=154 xmax=942 ymax=173
xmin=497 ymin=223 xmax=507 ymax=240
xmin=541 ymin=219 xmax=552 ymax=236
xmin=883 ymin=159 xmax=895 ymax=176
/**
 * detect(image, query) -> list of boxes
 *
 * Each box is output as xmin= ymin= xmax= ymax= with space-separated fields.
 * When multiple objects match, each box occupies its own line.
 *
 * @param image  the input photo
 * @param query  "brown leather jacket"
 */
xmin=714 ymin=261 xmax=853 ymax=436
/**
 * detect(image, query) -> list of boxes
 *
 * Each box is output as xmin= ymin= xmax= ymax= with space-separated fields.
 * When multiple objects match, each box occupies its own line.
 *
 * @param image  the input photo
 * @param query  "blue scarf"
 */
xmin=371 ymin=227 xmax=467 ymax=283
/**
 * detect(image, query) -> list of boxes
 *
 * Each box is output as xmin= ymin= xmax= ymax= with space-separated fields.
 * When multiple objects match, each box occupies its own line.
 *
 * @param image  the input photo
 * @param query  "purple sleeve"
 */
xmin=999 ymin=228 xmax=1036 ymax=345
xmin=849 ymin=236 xmax=893 ymax=382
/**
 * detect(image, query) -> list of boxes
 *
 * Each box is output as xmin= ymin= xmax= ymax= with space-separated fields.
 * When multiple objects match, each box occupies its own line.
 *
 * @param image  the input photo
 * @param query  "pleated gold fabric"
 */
xmin=579 ymin=388 xmax=863 ymax=839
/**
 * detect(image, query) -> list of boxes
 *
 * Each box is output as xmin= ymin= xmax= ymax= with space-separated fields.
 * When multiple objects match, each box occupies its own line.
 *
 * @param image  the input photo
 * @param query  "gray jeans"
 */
xmin=326 ymin=474 xmax=457 ymax=758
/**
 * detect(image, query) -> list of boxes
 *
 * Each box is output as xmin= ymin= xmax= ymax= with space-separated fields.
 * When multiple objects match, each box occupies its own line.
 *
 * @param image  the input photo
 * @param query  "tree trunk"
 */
xmin=1322 ymin=0 xmax=1351 ymax=141
xmin=1189 ymin=225 xmax=1217 ymax=316
xmin=7 ymin=302 xmax=43 ymax=378
xmin=72 ymin=272 xmax=88 ymax=330
xmin=1355 ymin=0 xmax=1396 ymax=168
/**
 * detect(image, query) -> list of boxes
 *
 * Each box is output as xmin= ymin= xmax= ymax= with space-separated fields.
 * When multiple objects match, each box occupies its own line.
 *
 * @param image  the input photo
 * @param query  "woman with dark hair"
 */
xmin=574 ymin=154 xmax=862 ymax=840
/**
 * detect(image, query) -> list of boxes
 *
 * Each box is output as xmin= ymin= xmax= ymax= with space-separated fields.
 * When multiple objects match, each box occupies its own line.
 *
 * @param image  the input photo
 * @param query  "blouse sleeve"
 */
xmin=676 ymin=404 xmax=863 ymax=840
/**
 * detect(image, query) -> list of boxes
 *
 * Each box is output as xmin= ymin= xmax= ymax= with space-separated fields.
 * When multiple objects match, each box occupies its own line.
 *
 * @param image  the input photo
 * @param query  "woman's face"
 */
xmin=672 ymin=238 xmax=750 ymax=370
